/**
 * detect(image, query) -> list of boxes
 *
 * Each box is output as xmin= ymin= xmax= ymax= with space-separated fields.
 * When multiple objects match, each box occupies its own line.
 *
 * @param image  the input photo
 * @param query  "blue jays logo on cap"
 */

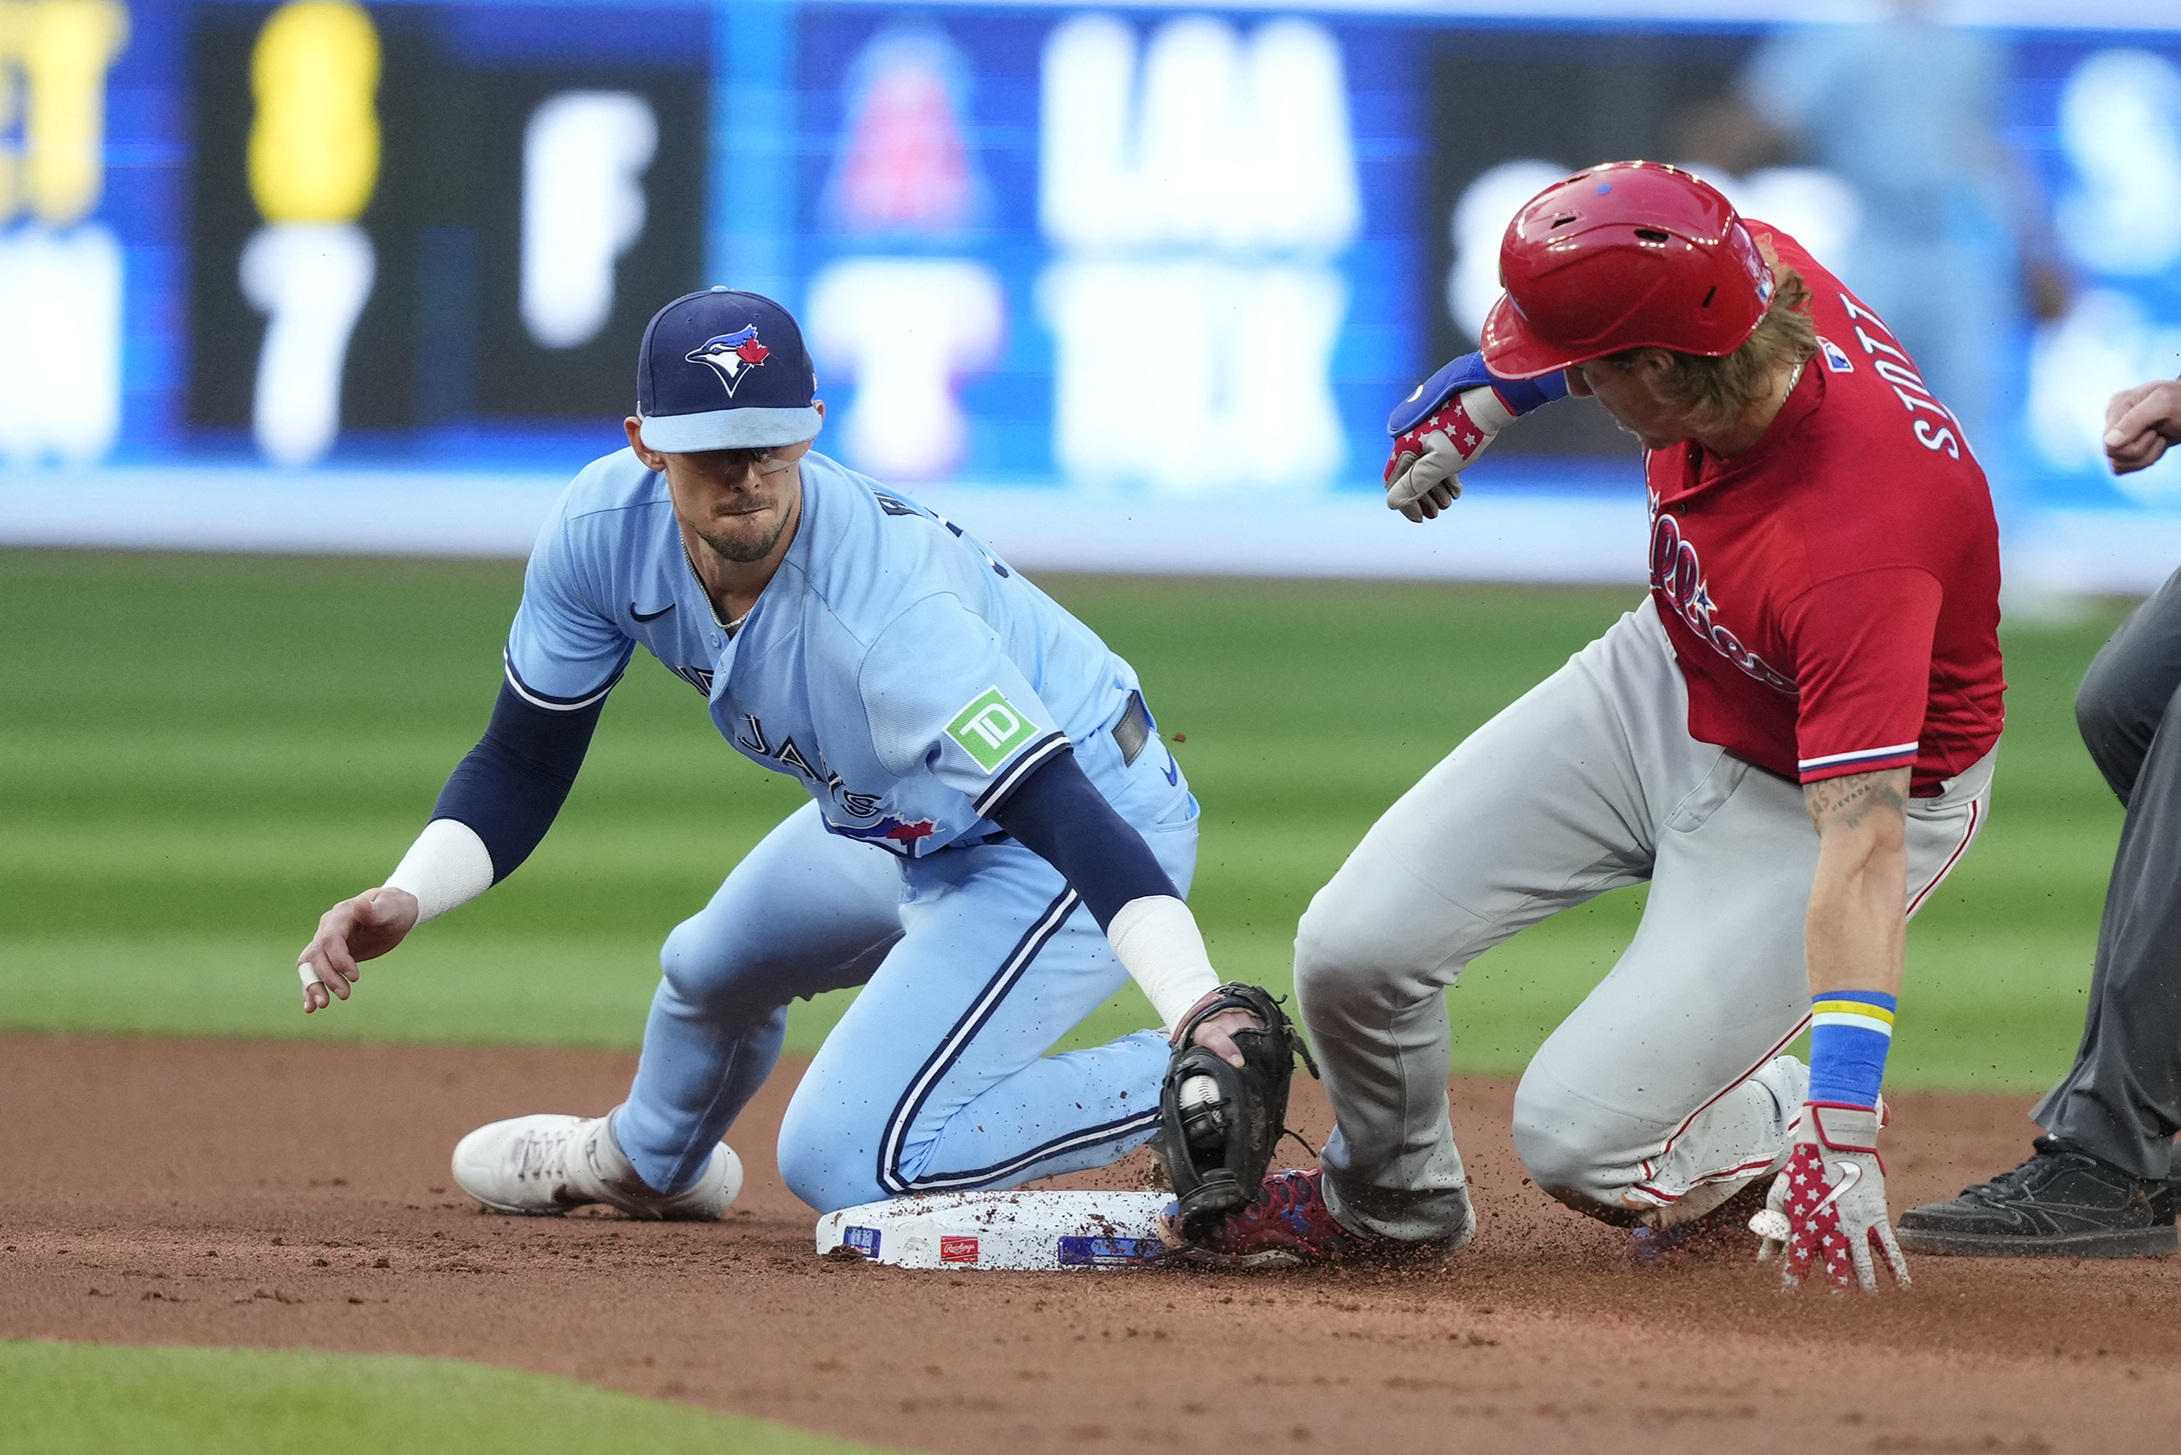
xmin=687 ymin=326 xmax=771 ymax=397
xmin=636 ymin=287 xmax=821 ymax=454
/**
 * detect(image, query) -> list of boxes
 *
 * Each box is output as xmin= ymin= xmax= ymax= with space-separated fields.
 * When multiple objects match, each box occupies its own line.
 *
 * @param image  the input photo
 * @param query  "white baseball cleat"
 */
xmin=450 ymin=1111 xmax=742 ymax=1220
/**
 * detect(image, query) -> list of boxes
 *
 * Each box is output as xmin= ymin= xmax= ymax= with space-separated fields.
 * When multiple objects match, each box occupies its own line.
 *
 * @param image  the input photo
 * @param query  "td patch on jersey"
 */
xmin=946 ymin=687 xmax=1040 ymax=773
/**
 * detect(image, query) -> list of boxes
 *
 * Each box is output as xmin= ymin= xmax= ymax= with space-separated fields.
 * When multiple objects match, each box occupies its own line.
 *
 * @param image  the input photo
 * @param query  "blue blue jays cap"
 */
xmin=636 ymin=287 xmax=821 ymax=452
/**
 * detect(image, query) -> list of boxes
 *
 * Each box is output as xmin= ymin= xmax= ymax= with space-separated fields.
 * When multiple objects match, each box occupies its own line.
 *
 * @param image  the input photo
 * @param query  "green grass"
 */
xmin=0 ymin=549 xmax=2132 ymax=1092
xmin=0 ymin=1340 xmax=911 ymax=1454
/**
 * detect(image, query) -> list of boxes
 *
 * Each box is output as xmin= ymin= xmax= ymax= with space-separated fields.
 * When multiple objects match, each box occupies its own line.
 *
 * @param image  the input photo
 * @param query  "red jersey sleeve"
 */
xmin=1779 ymin=567 xmax=1942 ymax=784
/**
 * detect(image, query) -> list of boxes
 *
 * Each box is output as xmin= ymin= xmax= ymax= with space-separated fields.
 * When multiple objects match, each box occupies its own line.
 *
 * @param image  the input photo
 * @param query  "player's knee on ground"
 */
xmin=776 ymin=1068 xmax=911 ymax=1221
xmin=1509 ymin=1070 xmax=1637 ymax=1219
xmin=774 ymin=1088 xmax=889 ymax=1214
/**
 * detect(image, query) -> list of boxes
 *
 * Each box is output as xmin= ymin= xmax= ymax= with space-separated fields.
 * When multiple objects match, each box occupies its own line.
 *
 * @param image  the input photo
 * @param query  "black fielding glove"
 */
xmin=1157 ymin=983 xmax=1319 ymax=1239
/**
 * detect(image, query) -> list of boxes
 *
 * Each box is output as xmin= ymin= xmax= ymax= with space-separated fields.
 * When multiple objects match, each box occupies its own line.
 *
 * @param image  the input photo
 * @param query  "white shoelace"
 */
xmin=515 ymin=1125 xmax=577 ymax=1183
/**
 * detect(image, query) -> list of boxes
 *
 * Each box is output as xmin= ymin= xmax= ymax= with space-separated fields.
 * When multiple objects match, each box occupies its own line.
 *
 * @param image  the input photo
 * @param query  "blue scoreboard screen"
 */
xmin=4 ymin=0 xmax=2180 ymax=587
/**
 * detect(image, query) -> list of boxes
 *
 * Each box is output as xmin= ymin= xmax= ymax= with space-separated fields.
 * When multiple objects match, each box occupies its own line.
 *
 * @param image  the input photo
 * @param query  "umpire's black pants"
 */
xmin=2034 ymin=568 xmax=2181 ymax=1180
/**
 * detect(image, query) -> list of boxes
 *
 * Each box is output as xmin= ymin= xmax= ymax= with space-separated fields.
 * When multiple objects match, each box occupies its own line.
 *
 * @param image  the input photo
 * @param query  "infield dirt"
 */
xmin=4 ymin=1034 xmax=2177 ymax=1453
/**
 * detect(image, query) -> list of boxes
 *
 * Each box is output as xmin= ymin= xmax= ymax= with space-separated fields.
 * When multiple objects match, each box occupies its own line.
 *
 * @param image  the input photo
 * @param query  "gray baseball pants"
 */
xmin=2033 ymin=567 xmax=2181 ymax=1181
xmin=1297 ymin=598 xmax=1994 ymax=1242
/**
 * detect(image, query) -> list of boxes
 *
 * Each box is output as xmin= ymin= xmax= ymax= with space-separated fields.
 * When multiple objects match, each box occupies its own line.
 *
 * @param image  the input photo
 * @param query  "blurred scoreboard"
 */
xmin=184 ymin=4 xmax=707 ymax=450
xmin=6 ymin=0 xmax=2181 ymax=583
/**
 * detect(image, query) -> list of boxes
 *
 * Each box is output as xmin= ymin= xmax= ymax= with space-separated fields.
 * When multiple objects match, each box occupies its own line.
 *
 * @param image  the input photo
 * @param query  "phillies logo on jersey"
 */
xmin=1648 ymin=506 xmax=1797 ymax=695
xmin=686 ymin=326 xmax=771 ymax=397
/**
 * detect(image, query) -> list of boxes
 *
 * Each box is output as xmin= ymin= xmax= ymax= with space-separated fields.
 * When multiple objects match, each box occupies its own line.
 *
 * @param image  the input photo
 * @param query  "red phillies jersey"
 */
xmin=1644 ymin=226 xmax=2004 ymax=796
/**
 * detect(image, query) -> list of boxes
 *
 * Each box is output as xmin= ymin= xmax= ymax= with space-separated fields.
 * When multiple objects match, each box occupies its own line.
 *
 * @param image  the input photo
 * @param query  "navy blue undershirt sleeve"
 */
xmin=987 ymin=747 xmax=1180 ymax=931
xmin=430 ymin=680 xmax=606 ymax=883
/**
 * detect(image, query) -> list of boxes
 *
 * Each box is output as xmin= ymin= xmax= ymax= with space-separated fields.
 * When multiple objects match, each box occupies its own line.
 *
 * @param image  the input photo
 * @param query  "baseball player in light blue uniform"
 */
xmin=297 ymin=289 xmax=1248 ymax=1216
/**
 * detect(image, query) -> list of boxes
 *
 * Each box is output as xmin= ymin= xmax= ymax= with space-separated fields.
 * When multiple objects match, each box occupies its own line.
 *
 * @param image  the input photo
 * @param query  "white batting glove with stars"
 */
xmin=1752 ymin=1102 xmax=1909 ymax=1292
xmin=1382 ymin=385 xmax=1515 ymax=522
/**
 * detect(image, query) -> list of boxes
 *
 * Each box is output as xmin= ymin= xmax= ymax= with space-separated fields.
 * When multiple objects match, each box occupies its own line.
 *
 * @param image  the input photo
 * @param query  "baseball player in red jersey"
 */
xmin=1164 ymin=162 xmax=2004 ymax=1290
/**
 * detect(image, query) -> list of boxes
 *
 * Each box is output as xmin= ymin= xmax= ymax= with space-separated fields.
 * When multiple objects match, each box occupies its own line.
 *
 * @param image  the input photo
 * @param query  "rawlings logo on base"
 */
xmin=939 ymin=1235 xmax=980 ymax=1264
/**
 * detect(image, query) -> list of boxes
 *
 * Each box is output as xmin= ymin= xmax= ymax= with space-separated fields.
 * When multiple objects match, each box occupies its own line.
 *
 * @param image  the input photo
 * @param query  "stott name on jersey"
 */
xmin=1825 ymin=294 xmax=1963 ymax=459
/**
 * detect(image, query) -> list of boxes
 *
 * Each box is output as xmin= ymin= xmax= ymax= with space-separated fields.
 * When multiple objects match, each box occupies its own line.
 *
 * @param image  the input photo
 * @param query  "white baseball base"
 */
xmin=815 ymin=1189 xmax=1173 ymax=1271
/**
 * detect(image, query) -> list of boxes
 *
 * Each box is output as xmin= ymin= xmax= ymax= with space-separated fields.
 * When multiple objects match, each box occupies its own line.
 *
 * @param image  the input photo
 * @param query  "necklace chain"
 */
xmin=681 ymin=538 xmax=748 ymax=633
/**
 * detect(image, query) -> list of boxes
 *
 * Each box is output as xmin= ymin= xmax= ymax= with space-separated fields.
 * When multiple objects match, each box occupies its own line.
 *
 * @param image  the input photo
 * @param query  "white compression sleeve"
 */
xmin=1106 ymin=895 xmax=1221 ymax=1032
xmin=383 ymin=818 xmax=495 ymax=923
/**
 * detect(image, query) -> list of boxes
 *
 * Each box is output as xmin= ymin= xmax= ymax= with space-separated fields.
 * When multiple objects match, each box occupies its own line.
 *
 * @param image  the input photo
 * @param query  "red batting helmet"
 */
xmin=1479 ymin=161 xmax=1775 ymax=380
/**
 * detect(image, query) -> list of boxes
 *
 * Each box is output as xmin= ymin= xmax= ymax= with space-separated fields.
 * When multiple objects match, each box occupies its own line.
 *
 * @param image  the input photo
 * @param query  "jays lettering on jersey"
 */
xmin=1641 ymin=227 xmax=2005 ymax=797
xmin=503 ymin=450 xmax=1148 ymax=853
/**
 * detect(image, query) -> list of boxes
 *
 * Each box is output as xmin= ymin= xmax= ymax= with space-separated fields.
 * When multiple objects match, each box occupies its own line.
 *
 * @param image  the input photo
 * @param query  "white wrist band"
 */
xmin=384 ymin=818 xmax=495 ymax=923
xmin=1459 ymin=383 xmax=1517 ymax=433
xmin=1106 ymin=895 xmax=1221 ymax=1031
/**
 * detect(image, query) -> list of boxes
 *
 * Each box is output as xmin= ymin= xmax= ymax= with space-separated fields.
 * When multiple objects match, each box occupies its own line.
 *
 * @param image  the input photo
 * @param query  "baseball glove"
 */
xmin=1156 ymin=983 xmax=1319 ymax=1239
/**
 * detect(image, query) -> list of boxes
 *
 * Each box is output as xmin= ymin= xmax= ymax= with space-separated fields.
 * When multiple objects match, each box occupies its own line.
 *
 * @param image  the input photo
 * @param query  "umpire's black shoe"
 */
xmin=1896 ymin=1136 xmax=2178 ymax=1258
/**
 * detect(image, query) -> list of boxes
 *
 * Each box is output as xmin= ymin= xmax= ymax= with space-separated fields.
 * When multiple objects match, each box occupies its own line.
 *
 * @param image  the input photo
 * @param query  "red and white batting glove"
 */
xmin=1382 ymin=386 xmax=1515 ymax=522
xmin=1751 ymin=1102 xmax=1909 ymax=1292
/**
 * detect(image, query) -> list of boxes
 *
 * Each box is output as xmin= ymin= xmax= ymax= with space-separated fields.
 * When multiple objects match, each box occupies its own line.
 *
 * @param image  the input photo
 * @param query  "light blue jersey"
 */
xmin=507 ymin=448 xmax=1152 ymax=854
xmin=503 ymin=446 xmax=1196 ymax=1212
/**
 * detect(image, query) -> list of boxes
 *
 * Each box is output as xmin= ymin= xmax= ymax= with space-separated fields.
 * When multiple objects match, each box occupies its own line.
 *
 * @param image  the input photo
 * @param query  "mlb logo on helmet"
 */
xmin=636 ymin=287 xmax=822 ymax=453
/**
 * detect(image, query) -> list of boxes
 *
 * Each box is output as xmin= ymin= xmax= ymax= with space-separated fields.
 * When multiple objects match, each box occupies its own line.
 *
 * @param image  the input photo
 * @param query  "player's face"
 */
xmin=661 ymin=441 xmax=813 ymax=564
xmin=1567 ymin=357 xmax=1696 ymax=450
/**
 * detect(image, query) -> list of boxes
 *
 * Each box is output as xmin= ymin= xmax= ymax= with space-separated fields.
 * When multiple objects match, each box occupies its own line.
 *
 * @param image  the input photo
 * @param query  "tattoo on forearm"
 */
xmin=1805 ymin=770 xmax=1908 ymax=831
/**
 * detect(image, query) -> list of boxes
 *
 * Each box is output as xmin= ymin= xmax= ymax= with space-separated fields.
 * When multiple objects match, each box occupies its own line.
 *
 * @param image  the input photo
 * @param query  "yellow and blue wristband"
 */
xmin=1807 ymin=990 xmax=1896 ymax=1109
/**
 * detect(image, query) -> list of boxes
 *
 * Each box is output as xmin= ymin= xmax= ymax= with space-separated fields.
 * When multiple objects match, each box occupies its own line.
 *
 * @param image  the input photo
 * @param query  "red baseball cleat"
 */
xmin=1159 ymin=1168 xmax=1462 ymax=1268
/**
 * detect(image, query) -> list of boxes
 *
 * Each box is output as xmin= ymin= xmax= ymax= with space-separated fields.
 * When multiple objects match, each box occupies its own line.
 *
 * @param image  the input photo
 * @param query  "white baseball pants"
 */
xmin=1297 ymin=598 xmax=1993 ymax=1241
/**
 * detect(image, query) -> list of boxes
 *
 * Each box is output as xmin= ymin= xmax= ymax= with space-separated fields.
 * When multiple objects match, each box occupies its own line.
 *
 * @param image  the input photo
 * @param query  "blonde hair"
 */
xmin=1600 ymin=267 xmax=1818 ymax=434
